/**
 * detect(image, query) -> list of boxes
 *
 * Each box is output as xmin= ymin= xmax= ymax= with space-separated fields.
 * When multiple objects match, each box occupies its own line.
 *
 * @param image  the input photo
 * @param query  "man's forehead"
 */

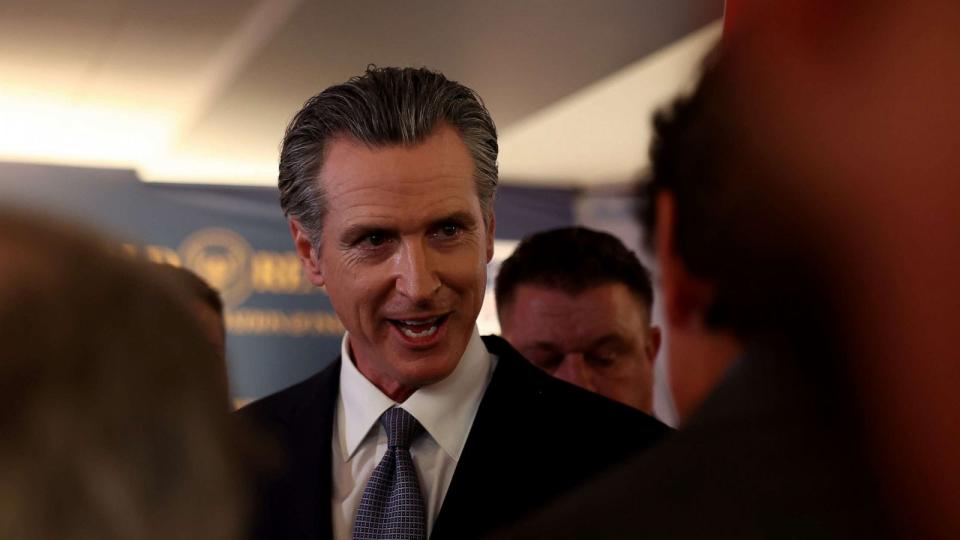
xmin=322 ymin=122 xmax=467 ymax=161
xmin=516 ymin=282 xmax=638 ymax=303
xmin=511 ymin=283 xmax=651 ymax=322
xmin=322 ymin=126 xmax=471 ymax=177
xmin=320 ymin=129 xmax=478 ymax=212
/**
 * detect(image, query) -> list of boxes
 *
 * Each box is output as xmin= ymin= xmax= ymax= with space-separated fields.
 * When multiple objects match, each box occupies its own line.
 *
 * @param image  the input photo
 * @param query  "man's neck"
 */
xmin=347 ymin=341 xmax=418 ymax=402
xmin=669 ymin=326 xmax=743 ymax=424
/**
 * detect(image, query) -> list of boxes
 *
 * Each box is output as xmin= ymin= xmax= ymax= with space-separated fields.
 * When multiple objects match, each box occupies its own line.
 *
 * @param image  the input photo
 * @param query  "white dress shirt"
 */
xmin=331 ymin=327 xmax=496 ymax=540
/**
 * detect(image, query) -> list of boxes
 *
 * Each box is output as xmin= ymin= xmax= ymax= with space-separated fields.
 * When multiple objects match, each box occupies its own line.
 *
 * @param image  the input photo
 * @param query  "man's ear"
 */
xmin=289 ymin=219 xmax=325 ymax=287
xmin=647 ymin=325 xmax=663 ymax=365
xmin=655 ymin=191 xmax=713 ymax=329
xmin=496 ymin=300 xmax=515 ymax=341
xmin=485 ymin=214 xmax=496 ymax=263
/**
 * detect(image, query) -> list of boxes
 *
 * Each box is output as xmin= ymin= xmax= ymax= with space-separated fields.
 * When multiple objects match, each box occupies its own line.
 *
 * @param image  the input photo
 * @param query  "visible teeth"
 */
xmin=392 ymin=315 xmax=444 ymax=339
xmin=399 ymin=324 xmax=438 ymax=338
xmin=399 ymin=317 xmax=438 ymax=325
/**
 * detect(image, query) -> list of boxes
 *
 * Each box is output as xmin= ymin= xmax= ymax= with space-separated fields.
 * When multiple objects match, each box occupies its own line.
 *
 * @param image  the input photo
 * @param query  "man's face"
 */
xmin=499 ymin=283 xmax=660 ymax=412
xmin=295 ymin=124 xmax=494 ymax=401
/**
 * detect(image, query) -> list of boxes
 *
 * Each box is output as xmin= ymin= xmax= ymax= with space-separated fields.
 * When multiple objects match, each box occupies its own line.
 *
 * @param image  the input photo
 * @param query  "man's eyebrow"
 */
xmin=338 ymin=223 xmax=393 ymax=244
xmin=431 ymin=211 xmax=478 ymax=228
xmin=529 ymin=341 xmax=561 ymax=353
xmin=587 ymin=334 xmax=625 ymax=350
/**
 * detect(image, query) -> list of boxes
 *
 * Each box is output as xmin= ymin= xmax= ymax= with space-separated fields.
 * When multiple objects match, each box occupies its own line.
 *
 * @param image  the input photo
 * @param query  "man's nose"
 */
xmin=554 ymin=353 xmax=594 ymax=391
xmin=394 ymin=238 xmax=441 ymax=301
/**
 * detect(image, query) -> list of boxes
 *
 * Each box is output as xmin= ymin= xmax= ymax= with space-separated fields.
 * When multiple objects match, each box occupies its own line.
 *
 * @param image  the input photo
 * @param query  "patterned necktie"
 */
xmin=353 ymin=407 xmax=427 ymax=540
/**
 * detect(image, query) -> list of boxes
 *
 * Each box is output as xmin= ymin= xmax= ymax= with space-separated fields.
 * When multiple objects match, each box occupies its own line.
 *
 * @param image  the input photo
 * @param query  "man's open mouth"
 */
xmin=388 ymin=314 xmax=450 ymax=339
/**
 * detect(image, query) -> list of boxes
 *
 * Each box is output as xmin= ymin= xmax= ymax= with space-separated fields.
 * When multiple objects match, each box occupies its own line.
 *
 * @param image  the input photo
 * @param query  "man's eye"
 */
xmin=430 ymin=223 xmax=462 ymax=242
xmin=587 ymin=352 xmax=618 ymax=367
xmin=353 ymin=232 xmax=390 ymax=249
xmin=527 ymin=353 xmax=562 ymax=371
xmin=439 ymin=224 xmax=460 ymax=237
xmin=543 ymin=356 xmax=564 ymax=371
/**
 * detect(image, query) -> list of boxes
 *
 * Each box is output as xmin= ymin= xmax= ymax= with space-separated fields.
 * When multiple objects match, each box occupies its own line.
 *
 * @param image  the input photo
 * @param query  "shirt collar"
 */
xmin=337 ymin=327 xmax=493 ymax=462
xmin=337 ymin=335 xmax=395 ymax=461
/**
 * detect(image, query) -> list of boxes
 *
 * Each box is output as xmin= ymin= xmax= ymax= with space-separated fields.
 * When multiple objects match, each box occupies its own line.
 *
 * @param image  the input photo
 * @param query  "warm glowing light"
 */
xmin=138 ymin=154 xmax=277 ymax=186
xmin=0 ymin=85 xmax=174 ymax=169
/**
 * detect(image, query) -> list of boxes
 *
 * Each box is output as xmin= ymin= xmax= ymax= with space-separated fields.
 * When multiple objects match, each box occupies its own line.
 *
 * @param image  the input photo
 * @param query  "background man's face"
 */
xmin=306 ymin=124 xmax=494 ymax=399
xmin=499 ymin=283 xmax=660 ymax=412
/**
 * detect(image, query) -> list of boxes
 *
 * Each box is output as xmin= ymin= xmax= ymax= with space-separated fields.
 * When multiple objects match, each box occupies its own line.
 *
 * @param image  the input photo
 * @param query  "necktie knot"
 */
xmin=380 ymin=407 xmax=422 ymax=449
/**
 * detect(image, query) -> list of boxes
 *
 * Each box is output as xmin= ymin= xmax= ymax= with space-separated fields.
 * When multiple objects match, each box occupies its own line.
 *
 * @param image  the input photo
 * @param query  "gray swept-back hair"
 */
xmin=278 ymin=66 xmax=499 ymax=244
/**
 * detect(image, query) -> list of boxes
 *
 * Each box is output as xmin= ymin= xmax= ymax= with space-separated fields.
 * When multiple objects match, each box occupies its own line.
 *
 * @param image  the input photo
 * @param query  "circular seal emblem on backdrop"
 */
xmin=179 ymin=228 xmax=254 ymax=308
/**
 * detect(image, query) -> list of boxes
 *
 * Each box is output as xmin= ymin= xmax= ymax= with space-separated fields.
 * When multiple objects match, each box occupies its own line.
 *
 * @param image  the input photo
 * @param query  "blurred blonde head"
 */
xmin=0 ymin=209 xmax=246 ymax=540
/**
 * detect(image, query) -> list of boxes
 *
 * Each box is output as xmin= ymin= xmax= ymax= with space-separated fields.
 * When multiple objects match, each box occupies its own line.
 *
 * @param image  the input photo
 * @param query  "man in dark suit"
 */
xmin=240 ymin=66 xmax=669 ymax=540
xmin=499 ymin=44 xmax=900 ymax=539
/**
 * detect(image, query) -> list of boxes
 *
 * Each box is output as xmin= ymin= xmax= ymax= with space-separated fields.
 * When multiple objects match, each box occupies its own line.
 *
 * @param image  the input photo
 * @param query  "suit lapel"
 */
xmin=430 ymin=336 xmax=539 ymax=539
xmin=286 ymin=358 xmax=341 ymax=540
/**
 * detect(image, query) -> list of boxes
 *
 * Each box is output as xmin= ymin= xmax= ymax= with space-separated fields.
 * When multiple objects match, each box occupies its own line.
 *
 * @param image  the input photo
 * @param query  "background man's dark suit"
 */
xmin=498 ymin=345 xmax=899 ymax=540
xmin=240 ymin=335 xmax=670 ymax=540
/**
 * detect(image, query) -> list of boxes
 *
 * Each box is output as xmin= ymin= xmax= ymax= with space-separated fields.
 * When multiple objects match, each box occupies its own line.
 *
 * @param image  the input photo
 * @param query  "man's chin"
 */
xmin=393 ymin=349 xmax=459 ymax=380
xmin=387 ymin=339 xmax=468 ymax=387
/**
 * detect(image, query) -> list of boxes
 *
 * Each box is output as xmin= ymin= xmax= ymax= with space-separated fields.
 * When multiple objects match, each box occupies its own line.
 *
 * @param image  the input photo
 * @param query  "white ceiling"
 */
xmin=499 ymin=21 xmax=721 ymax=186
xmin=0 ymin=0 xmax=722 ymax=187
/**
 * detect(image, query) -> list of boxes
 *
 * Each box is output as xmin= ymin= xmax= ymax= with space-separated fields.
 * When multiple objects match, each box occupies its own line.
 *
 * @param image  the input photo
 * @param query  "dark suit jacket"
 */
xmin=239 ymin=335 xmax=670 ymax=540
xmin=498 ymin=346 xmax=899 ymax=540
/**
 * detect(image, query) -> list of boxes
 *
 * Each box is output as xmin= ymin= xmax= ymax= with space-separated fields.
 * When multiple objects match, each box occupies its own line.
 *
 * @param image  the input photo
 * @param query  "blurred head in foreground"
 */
xmin=638 ymin=53 xmax=751 ymax=423
xmin=645 ymin=0 xmax=960 ymax=534
xmin=718 ymin=2 xmax=960 ymax=537
xmin=637 ymin=42 xmax=844 ymax=423
xmin=0 ymin=210 xmax=245 ymax=540
xmin=495 ymin=227 xmax=660 ymax=413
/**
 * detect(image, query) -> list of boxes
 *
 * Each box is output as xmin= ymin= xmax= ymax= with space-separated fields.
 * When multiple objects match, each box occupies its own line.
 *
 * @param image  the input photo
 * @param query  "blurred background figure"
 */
xmin=152 ymin=263 xmax=226 ymax=359
xmin=152 ymin=263 xmax=232 ymax=406
xmin=506 ymin=0 xmax=960 ymax=537
xmin=501 ymin=40 xmax=898 ymax=538
xmin=723 ymin=2 xmax=960 ymax=538
xmin=0 ymin=209 xmax=247 ymax=540
xmin=495 ymin=227 xmax=661 ymax=414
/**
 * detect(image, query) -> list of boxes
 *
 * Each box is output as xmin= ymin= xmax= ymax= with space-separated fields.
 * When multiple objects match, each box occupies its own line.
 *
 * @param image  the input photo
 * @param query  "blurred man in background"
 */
xmin=153 ymin=263 xmax=231 ymax=406
xmin=0 ymin=209 xmax=248 ymax=540
xmin=495 ymin=227 xmax=661 ymax=414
